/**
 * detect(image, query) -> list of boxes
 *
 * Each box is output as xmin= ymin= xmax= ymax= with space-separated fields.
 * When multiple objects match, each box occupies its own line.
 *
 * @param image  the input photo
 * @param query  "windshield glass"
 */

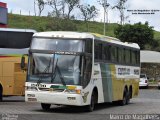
xmin=28 ymin=53 xmax=81 ymax=85
xmin=31 ymin=38 xmax=83 ymax=52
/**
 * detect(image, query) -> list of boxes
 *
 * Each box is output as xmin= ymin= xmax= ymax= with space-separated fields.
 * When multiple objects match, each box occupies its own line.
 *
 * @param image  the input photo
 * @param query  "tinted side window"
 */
xmin=136 ymin=51 xmax=140 ymax=65
xmin=0 ymin=32 xmax=33 ymax=48
xmin=125 ymin=49 xmax=131 ymax=64
xmin=82 ymin=56 xmax=92 ymax=88
xmin=118 ymin=47 xmax=123 ymax=63
xmin=111 ymin=46 xmax=117 ymax=62
xmin=85 ymin=40 xmax=92 ymax=53
xmin=94 ymin=41 xmax=102 ymax=60
xmin=131 ymin=51 xmax=136 ymax=65
xmin=103 ymin=45 xmax=111 ymax=61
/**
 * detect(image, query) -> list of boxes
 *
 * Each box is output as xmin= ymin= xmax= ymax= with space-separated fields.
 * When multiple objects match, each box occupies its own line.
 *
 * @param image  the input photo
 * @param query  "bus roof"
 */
xmin=0 ymin=28 xmax=36 ymax=33
xmin=0 ymin=28 xmax=36 ymax=49
xmin=33 ymin=31 xmax=140 ymax=49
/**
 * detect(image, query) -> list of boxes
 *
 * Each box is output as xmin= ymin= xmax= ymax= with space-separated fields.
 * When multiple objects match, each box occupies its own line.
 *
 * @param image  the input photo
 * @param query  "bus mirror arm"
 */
xmin=21 ymin=55 xmax=26 ymax=71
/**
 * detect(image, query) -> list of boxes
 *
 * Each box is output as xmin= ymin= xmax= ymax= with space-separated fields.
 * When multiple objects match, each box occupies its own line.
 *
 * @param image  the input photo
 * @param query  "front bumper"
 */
xmin=25 ymin=91 xmax=84 ymax=106
xmin=139 ymin=82 xmax=148 ymax=87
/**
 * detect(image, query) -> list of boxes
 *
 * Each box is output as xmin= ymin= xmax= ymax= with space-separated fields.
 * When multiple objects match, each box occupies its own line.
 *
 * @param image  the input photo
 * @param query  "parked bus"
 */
xmin=0 ymin=28 xmax=36 ymax=101
xmin=25 ymin=31 xmax=140 ymax=111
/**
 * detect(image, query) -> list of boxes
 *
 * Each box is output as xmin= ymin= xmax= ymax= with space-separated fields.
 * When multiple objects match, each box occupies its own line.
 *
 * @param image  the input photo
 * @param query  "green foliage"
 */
xmin=8 ymin=14 xmax=117 ymax=36
xmin=154 ymin=31 xmax=160 ymax=40
xmin=112 ymin=0 xmax=128 ymax=25
xmin=8 ymin=14 xmax=160 ymax=49
xmin=36 ymin=0 xmax=46 ymax=16
xmin=114 ymin=22 xmax=154 ymax=49
xmin=65 ymin=0 xmax=80 ymax=19
xmin=78 ymin=4 xmax=98 ymax=31
xmin=8 ymin=14 xmax=49 ymax=31
xmin=46 ymin=18 xmax=77 ymax=31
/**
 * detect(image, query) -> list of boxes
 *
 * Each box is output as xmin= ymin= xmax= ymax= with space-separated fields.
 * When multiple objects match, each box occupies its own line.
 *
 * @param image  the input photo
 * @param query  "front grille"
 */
xmin=38 ymin=87 xmax=65 ymax=92
xmin=38 ymin=88 xmax=50 ymax=91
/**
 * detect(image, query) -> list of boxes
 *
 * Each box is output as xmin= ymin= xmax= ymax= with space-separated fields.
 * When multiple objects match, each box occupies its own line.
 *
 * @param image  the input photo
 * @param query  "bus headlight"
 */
xmin=65 ymin=89 xmax=81 ymax=94
xmin=25 ymin=86 xmax=38 ymax=91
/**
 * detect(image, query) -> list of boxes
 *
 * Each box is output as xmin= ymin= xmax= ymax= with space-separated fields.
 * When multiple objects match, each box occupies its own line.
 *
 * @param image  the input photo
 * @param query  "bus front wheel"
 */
xmin=86 ymin=90 xmax=97 ymax=112
xmin=41 ymin=103 xmax=51 ymax=111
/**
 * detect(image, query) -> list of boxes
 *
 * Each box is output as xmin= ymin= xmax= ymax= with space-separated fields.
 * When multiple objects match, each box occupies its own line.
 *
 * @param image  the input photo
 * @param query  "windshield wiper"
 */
xmin=51 ymin=57 xmax=66 ymax=86
xmin=51 ymin=57 xmax=58 ymax=83
xmin=37 ymin=57 xmax=52 ymax=85
xmin=57 ymin=65 xmax=66 ymax=86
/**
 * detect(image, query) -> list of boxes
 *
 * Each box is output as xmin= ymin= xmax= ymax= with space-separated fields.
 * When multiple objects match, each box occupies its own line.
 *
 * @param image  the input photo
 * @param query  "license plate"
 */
xmin=28 ymin=98 xmax=37 ymax=102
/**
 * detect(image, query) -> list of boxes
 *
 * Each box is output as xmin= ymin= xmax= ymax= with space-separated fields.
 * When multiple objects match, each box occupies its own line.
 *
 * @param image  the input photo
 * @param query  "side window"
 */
xmin=123 ymin=48 xmax=126 ymax=64
xmin=103 ymin=45 xmax=111 ymax=61
xmin=94 ymin=41 xmax=102 ymax=60
xmin=116 ymin=47 xmax=118 ymax=63
xmin=82 ymin=56 xmax=92 ymax=88
xmin=94 ymin=42 xmax=99 ymax=59
xmin=85 ymin=40 xmax=92 ymax=53
xmin=136 ymin=51 xmax=140 ymax=65
xmin=125 ymin=49 xmax=131 ymax=64
xmin=118 ymin=47 xmax=123 ymax=63
xmin=111 ymin=46 xmax=117 ymax=62
xmin=131 ymin=50 xmax=136 ymax=65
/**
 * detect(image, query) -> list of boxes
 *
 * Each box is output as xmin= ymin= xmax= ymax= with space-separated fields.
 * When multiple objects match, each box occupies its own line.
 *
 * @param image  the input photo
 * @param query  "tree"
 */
xmin=36 ymin=0 xmax=46 ymax=16
xmin=79 ymin=4 xmax=98 ymax=31
xmin=97 ymin=0 xmax=110 ymax=35
xmin=65 ymin=0 xmax=80 ymax=19
xmin=47 ymin=0 xmax=64 ymax=18
xmin=113 ymin=0 xmax=128 ymax=25
xmin=61 ymin=0 xmax=66 ymax=18
xmin=46 ymin=18 xmax=77 ymax=31
xmin=114 ymin=22 xmax=154 ymax=49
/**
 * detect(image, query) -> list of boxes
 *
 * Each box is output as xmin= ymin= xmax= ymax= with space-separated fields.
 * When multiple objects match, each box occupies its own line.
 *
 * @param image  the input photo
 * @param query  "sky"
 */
xmin=1 ymin=0 xmax=160 ymax=31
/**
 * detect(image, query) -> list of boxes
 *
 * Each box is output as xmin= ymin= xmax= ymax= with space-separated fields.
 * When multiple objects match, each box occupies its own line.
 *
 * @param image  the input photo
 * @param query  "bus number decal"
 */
xmin=118 ymin=68 xmax=130 ymax=75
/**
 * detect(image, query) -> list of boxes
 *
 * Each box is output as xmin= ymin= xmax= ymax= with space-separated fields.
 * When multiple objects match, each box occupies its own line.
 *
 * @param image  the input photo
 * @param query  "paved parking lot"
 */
xmin=1 ymin=89 xmax=160 ymax=120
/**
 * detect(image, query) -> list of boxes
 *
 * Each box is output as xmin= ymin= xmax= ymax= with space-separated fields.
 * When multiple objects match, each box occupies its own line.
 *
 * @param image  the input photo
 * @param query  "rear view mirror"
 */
xmin=21 ymin=55 xmax=26 ymax=70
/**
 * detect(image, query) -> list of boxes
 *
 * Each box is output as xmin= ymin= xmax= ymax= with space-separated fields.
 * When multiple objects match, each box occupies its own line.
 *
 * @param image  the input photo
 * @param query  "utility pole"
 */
xmin=103 ymin=0 xmax=106 ymax=36
xmin=98 ymin=0 xmax=109 ymax=35
xmin=34 ymin=0 xmax=36 ymax=16
xmin=103 ymin=0 xmax=109 ymax=36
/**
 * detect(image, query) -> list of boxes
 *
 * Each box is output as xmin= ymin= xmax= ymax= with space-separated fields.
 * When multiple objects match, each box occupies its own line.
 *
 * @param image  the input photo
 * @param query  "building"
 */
xmin=0 ymin=2 xmax=7 ymax=28
xmin=141 ymin=50 xmax=160 ymax=80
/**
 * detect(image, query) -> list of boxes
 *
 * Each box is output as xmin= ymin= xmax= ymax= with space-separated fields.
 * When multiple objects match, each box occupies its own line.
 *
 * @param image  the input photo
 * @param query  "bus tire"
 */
xmin=86 ymin=90 xmax=98 ymax=112
xmin=119 ymin=88 xmax=128 ymax=106
xmin=41 ymin=103 xmax=51 ymax=111
xmin=127 ymin=87 xmax=132 ymax=104
xmin=0 ymin=85 xmax=3 ymax=102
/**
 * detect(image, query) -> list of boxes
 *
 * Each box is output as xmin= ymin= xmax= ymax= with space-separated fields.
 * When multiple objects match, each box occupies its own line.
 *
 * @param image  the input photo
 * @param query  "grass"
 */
xmin=8 ymin=14 xmax=118 ymax=37
xmin=154 ymin=31 xmax=160 ymax=40
xmin=8 ymin=13 xmax=160 ymax=39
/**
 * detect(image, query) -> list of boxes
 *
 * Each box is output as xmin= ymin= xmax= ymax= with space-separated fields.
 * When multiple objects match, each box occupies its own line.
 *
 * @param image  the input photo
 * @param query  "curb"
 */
xmin=148 ymin=85 xmax=158 ymax=89
xmin=139 ymin=85 xmax=158 ymax=89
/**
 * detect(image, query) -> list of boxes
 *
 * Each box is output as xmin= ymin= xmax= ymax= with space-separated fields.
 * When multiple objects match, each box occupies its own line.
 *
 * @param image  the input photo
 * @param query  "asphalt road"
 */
xmin=1 ymin=89 xmax=160 ymax=120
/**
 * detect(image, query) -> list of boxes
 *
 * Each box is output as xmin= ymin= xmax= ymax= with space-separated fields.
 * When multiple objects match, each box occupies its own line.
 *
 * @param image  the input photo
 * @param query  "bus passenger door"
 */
xmin=14 ymin=63 xmax=26 ymax=95
xmin=2 ymin=62 xmax=15 ymax=95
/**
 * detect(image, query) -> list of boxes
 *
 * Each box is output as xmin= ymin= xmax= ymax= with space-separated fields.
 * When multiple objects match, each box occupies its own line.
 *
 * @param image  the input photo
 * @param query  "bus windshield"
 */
xmin=31 ymin=37 xmax=83 ymax=52
xmin=28 ymin=53 xmax=81 ymax=85
xmin=28 ymin=37 xmax=92 ymax=86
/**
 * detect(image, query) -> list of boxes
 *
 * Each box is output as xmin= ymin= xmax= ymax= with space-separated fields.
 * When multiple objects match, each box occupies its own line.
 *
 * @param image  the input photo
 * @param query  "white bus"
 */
xmin=25 ymin=31 xmax=140 ymax=111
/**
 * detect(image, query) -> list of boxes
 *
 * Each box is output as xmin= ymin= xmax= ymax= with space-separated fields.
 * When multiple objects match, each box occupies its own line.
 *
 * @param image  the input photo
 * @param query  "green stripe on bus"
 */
xmin=100 ymin=63 xmax=113 ymax=102
xmin=50 ymin=85 xmax=67 ymax=89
